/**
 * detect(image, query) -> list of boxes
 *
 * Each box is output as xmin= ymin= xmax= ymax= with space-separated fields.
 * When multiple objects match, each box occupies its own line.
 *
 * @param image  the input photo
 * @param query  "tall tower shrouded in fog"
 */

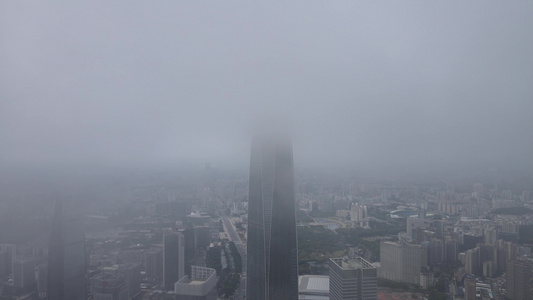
xmin=163 ymin=231 xmax=185 ymax=290
xmin=47 ymin=199 xmax=87 ymax=300
xmin=246 ymin=131 xmax=299 ymax=300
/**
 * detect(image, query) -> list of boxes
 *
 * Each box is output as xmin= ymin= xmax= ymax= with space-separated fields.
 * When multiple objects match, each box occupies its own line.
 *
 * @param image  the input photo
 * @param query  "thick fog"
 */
xmin=2 ymin=2 xmax=533 ymax=173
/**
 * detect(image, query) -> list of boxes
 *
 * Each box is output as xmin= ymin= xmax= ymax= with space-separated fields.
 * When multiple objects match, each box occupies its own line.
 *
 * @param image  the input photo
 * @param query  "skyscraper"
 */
xmin=47 ymin=199 xmax=87 ymax=300
xmin=246 ymin=132 xmax=299 ymax=300
xmin=163 ymin=231 xmax=185 ymax=290
xmin=329 ymin=257 xmax=377 ymax=300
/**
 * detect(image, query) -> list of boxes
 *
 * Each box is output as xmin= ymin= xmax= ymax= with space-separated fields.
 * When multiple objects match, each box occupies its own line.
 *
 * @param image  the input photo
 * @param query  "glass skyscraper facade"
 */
xmin=47 ymin=199 xmax=87 ymax=300
xmin=329 ymin=257 xmax=377 ymax=300
xmin=246 ymin=132 xmax=299 ymax=300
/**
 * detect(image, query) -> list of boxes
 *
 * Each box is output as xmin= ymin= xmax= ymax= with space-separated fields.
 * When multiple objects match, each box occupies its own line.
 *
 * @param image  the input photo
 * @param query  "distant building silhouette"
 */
xmin=36 ymin=263 xmax=48 ymax=299
xmin=163 ymin=231 xmax=185 ymax=290
xmin=13 ymin=258 xmax=37 ymax=289
xmin=143 ymin=246 xmax=163 ymax=282
xmin=119 ymin=263 xmax=141 ymax=299
xmin=47 ymin=199 xmax=87 ymax=300
xmin=0 ymin=244 xmax=16 ymax=278
xmin=246 ymin=131 xmax=299 ymax=300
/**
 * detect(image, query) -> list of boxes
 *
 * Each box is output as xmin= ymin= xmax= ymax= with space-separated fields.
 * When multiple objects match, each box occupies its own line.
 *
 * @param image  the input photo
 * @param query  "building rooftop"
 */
xmin=298 ymin=275 xmax=329 ymax=298
xmin=330 ymin=256 xmax=376 ymax=270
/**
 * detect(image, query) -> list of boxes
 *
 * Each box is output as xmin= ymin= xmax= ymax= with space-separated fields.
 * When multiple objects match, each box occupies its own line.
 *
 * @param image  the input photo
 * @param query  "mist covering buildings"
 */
xmin=1 ymin=2 xmax=533 ymax=173
xmin=247 ymin=131 xmax=299 ymax=300
xmin=47 ymin=199 xmax=86 ymax=300
xmin=1 ymin=1 xmax=533 ymax=300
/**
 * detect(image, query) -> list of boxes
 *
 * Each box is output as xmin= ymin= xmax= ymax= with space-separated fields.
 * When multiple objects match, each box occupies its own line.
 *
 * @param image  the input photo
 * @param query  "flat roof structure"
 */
xmin=298 ymin=275 xmax=329 ymax=300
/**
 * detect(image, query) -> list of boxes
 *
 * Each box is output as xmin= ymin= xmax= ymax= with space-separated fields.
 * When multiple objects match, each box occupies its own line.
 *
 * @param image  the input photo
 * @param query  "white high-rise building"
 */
xmin=351 ymin=203 xmax=369 ymax=228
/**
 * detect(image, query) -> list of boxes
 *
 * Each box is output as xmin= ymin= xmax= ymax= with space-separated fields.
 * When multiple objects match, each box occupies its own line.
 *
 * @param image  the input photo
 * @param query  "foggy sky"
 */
xmin=1 ymin=2 xmax=533 ymax=172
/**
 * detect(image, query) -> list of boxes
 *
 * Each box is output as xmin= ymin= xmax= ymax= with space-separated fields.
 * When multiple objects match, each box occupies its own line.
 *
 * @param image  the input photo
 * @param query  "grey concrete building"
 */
xmin=329 ymin=257 xmax=377 ymax=300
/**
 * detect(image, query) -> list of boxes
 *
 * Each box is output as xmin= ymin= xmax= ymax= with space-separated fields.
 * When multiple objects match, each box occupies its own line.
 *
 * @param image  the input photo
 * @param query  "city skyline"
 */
xmin=1 ymin=1 xmax=533 ymax=299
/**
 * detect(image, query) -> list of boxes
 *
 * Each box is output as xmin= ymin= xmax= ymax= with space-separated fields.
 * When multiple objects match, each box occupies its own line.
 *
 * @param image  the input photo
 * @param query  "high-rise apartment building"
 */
xmin=163 ymin=231 xmax=185 ymax=290
xmin=47 ymin=199 xmax=86 ymax=300
xmin=464 ymin=247 xmax=480 ymax=275
xmin=350 ymin=203 xmax=369 ymax=228
xmin=246 ymin=132 xmax=299 ymax=300
xmin=464 ymin=277 xmax=476 ymax=300
xmin=506 ymin=260 xmax=531 ymax=300
xmin=329 ymin=257 xmax=377 ymax=300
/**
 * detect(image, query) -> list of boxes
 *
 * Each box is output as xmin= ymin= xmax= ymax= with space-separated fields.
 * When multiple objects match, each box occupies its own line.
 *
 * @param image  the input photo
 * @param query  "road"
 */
xmin=222 ymin=216 xmax=247 ymax=299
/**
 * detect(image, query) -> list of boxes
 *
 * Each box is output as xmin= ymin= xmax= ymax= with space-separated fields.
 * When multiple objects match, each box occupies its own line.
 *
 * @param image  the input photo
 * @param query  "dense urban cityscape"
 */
xmin=0 ymin=159 xmax=532 ymax=299
xmin=2 ymin=1 xmax=533 ymax=300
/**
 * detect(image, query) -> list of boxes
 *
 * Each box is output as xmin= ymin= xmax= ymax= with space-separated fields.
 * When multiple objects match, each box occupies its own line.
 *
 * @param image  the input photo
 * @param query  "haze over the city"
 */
xmin=2 ymin=1 xmax=533 ymax=173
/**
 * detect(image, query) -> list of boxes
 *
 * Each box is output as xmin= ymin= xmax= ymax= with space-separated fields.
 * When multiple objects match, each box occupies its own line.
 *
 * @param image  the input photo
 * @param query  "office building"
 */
xmin=36 ymin=264 xmax=47 ymax=299
xmin=506 ymin=260 xmax=531 ymax=300
xmin=13 ymin=258 xmax=37 ymax=289
xmin=521 ymin=190 xmax=530 ymax=202
xmin=163 ymin=231 xmax=185 ymax=290
xmin=144 ymin=247 xmax=163 ymax=282
xmin=174 ymin=266 xmax=217 ymax=300
xmin=206 ymin=243 xmax=222 ymax=275
xmin=0 ymin=251 xmax=8 ymax=279
xmin=329 ymin=257 xmax=377 ymax=300
xmin=119 ymin=263 xmax=141 ymax=299
xmin=0 ymin=244 xmax=16 ymax=278
xmin=246 ymin=131 xmax=299 ymax=300
xmin=194 ymin=226 xmax=211 ymax=249
xmin=379 ymin=241 xmax=421 ymax=285
xmin=444 ymin=238 xmax=458 ymax=262
xmin=47 ymin=199 xmax=87 ymax=300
